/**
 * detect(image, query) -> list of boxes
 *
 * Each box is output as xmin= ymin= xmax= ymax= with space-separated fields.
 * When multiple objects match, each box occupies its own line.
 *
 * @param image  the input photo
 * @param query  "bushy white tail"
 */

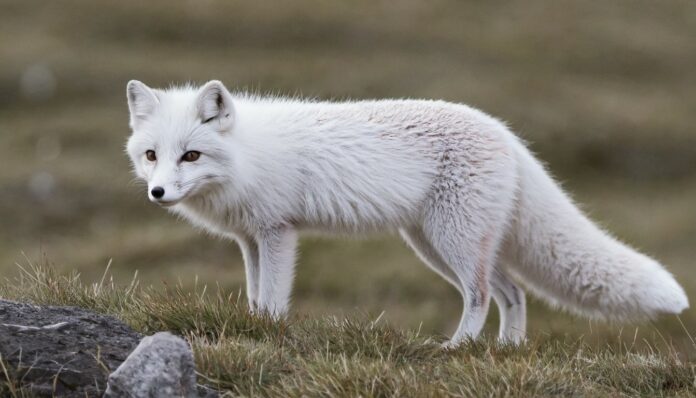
xmin=503 ymin=139 xmax=688 ymax=321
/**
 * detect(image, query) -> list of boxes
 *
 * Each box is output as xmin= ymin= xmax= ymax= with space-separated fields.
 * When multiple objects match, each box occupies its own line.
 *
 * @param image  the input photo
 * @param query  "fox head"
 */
xmin=126 ymin=80 xmax=234 ymax=207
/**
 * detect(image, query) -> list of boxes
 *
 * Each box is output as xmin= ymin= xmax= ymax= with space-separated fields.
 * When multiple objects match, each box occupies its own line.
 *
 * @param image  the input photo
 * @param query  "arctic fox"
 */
xmin=126 ymin=80 xmax=688 ymax=345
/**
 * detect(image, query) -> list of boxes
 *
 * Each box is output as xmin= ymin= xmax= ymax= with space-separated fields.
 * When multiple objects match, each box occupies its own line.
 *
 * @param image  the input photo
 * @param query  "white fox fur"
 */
xmin=126 ymin=80 xmax=688 ymax=346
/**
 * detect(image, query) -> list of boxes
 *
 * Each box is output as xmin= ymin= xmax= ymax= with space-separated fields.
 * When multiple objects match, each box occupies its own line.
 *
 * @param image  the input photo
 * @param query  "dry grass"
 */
xmin=2 ymin=262 xmax=696 ymax=397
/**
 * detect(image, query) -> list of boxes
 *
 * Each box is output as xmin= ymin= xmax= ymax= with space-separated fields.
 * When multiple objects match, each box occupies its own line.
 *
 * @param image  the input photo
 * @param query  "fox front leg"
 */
xmin=255 ymin=226 xmax=298 ymax=319
xmin=236 ymin=235 xmax=260 ymax=312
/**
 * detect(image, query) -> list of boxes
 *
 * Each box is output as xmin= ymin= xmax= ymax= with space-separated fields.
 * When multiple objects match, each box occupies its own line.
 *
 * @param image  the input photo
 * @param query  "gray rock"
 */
xmin=104 ymin=332 xmax=208 ymax=398
xmin=0 ymin=300 xmax=217 ymax=397
xmin=0 ymin=299 xmax=142 ymax=397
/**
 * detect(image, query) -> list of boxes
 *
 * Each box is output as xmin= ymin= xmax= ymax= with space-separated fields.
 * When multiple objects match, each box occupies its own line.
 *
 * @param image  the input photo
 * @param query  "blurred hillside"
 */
xmin=1 ymin=1 xmax=695 ymax=347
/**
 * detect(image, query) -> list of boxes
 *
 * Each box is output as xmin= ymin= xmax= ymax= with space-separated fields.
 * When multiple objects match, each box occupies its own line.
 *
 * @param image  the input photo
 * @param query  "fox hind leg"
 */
xmin=418 ymin=172 xmax=518 ymax=347
xmin=421 ymin=219 xmax=501 ymax=346
xmin=401 ymin=225 xmax=527 ymax=344
xmin=401 ymin=224 xmax=489 ymax=347
xmin=490 ymin=267 xmax=526 ymax=343
xmin=400 ymin=226 xmax=464 ymax=295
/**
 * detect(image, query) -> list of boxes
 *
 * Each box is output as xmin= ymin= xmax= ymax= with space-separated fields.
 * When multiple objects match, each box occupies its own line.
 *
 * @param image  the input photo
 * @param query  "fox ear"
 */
xmin=127 ymin=80 xmax=158 ymax=128
xmin=196 ymin=80 xmax=234 ymax=131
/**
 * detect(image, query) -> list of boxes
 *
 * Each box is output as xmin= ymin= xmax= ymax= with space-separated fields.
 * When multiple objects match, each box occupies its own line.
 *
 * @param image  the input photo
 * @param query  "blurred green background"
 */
xmin=1 ymin=1 xmax=695 ymax=348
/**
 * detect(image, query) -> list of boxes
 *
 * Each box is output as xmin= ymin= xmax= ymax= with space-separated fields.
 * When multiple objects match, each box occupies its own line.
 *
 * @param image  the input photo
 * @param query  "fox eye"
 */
xmin=145 ymin=150 xmax=156 ymax=162
xmin=182 ymin=151 xmax=201 ymax=162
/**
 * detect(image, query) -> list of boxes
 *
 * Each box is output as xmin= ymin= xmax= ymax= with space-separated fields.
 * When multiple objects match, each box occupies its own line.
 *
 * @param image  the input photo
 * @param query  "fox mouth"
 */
xmin=151 ymin=198 xmax=182 ymax=207
xmin=155 ymin=199 xmax=181 ymax=207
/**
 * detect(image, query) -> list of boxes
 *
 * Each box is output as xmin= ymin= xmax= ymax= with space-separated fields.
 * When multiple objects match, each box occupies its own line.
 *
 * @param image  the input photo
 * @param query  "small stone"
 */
xmin=104 ymin=332 xmax=200 ymax=398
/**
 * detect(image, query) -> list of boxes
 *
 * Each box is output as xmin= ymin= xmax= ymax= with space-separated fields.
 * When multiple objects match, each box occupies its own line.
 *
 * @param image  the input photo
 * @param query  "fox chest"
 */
xmin=172 ymin=200 xmax=256 ymax=238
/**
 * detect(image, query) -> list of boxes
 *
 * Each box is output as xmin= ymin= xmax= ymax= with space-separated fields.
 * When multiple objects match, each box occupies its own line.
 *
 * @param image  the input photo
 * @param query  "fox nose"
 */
xmin=150 ymin=186 xmax=165 ymax=199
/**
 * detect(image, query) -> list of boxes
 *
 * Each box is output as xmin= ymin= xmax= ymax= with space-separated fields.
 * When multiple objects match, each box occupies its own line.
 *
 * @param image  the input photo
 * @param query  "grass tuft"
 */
xmin=2 ymin=261 xmax=695 ymax=397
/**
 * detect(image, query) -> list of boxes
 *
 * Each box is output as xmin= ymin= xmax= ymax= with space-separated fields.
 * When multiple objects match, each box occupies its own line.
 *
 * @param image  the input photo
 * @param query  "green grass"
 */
xmin=2 ymin=262 xmax=696 ymax=397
